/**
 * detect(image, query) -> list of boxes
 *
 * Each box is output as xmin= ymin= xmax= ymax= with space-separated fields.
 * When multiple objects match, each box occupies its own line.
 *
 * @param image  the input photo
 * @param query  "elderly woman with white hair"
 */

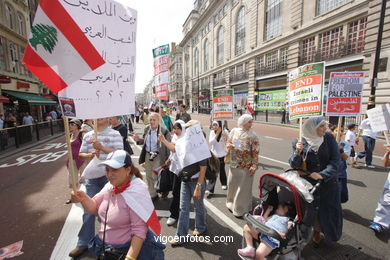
xmin=226 ymin=114 xmax=260 ymax=217
xmin=289 ymin=117 xmax=342 ymax=246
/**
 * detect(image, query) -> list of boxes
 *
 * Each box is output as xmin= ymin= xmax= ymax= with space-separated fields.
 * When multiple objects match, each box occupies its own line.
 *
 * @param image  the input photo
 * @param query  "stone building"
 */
xmin=168 ymin=42 xmax=184 ymax=105
xmin=0 ymin=0 xmax=55 ymax=120
xmin=179 ymin=0 xmax=390 ymax=114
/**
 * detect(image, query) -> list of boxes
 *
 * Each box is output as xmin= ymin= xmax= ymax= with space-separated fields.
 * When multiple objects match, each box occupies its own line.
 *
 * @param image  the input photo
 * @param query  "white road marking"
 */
xmin=260 ymin=155 xmax=290 ymax=166
xmin=264 ymin=136 xmax=283 ymax=141
xmin=156 ymin=210 xmax=195 ymax=219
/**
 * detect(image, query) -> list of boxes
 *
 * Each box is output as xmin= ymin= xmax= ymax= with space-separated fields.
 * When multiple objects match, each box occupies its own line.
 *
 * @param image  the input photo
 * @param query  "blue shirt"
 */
xmin=265 ymin=215 xmax=289 ymax=234
xmin=145 ymin=129 xmax=159 ymax=153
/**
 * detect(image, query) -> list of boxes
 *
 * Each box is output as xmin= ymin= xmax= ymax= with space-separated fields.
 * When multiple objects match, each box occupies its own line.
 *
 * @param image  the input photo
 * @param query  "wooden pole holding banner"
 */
xmin=63 ymin=117 xmax=79 ymax=191
xmin=93 ymin=119 xmax=99 ymax=157
xmin=336 ymin=116 xmax=343 ymax=143
xmin=384 ymin=131 xmax=390 ymax=145
xmin=299 ymin=118 xmax=303 ymax=142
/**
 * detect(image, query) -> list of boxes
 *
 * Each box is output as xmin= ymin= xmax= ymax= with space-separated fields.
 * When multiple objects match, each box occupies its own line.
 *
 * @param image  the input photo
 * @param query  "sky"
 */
xmin=128 ymin=0 xmax=194 ymax=93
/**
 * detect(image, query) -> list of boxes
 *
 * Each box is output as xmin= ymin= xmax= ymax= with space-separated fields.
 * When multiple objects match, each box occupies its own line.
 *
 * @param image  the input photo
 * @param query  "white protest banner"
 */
xmin=153 ymin=44 xmax=170 ymax=101
xmin=326 ymin=72 xmax=364 ymax=116
xmin=23 ymin=0 xmax=105 ymax=93
xmin=213 ymin=89 xmax=234 ymax=120
xmin=366 ymin=104 xmax=390 ymax=132
xmin=288 ymin=62 xmax=324 ymax=120
xmin=57 ymin=0 xmax=137 ymax=119
xmin=175 ymin=124 xmax=211 ymax=169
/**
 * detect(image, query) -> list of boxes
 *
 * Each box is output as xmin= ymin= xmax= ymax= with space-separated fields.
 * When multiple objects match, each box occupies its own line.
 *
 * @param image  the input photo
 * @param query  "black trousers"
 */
xmin=169 ymin=173 xmax=182 ymax=219
xmin=206 ymin=157 xmax=227 ymax=193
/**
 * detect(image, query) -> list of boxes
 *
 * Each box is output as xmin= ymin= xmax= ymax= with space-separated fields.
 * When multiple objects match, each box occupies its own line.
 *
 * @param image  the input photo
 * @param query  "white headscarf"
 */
xmin=169 ymin=120 xmax=186 ymax=174
xmin=171 ymin=120 xmax=186 ymax=142
xmin=302 ymin=117 xmax=326 ymax=152
xmin=238 ymin=114 xmax=253 ymax=129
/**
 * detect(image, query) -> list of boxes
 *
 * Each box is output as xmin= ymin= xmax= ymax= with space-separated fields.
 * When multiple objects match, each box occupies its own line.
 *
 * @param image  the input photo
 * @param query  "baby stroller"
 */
xmin=240 ymin=169 xmax=321 ymax=260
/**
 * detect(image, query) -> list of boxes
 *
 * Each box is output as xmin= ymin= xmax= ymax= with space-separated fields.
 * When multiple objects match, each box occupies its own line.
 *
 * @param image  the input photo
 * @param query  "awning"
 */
xmin=42 ymin=94 xmax=57 ymax=101
xmin=3 ymin=91 xmax=57 ymax=105
xmin=0 ymin=95 xmax=10 ymax=103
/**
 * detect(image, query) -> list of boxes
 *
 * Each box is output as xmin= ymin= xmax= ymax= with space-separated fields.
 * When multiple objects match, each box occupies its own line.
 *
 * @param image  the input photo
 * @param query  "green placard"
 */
xmin=152 ymin=44 xmax=170 ymax=58
xmin=256 ymin=89 xmax=287 ymax=111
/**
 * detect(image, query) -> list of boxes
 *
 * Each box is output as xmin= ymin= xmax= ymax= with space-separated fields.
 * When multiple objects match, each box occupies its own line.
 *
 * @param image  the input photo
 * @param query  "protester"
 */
xmin=67 ymin=119 xmax=84 ymax=180
xmin=226 ymin=114 xmax=260 ymax=217
xmin=110 ymin=116 xmax=134 ymax=155
xmin=81 ymin=119 xmax=94 ymax=136
xmin=159 ymin=120 xmax=207 ymax=245
xmin=135 ymin=106 xmax=141 ymax=123
xmin=161 ymin=108 xmax=173 ymax=132
xmin=22 ymin=112 xmax=34 ymax=125
xmin=45 ymin=112 xmax=53 ymax=121
xmin=71 ymin=150 xmax=164 ymax=259
xmin=206 ymin=120 xmax=229 ymax=197
xmin=330 ymin=124 xmax=350 ymax=203
xmin=141 ymin=107 xmax=150 ymax=126
xmin=345 ymin=123 xmax=358 ymax=167
xmin=69 ymin=118 xmax=123 ymax=258
xmin=356 ymin=117 xmax=377 ymax=168
xmin=133 ymin=113 xmax=171 ymax=200
xmin=175 ymin=104 xmax=191 ymax=123
xmin=5 ymin=113 xmax=16 ymax=127
xmin=159 ymin=120 xmax=186 ymax=226
xmin=289 ymin=117 xmax=342 ymax=245
xmin=369 ymin=144 xmax=390 ymax=233
xmin=0 ymin=113 xmax=4 ymax=129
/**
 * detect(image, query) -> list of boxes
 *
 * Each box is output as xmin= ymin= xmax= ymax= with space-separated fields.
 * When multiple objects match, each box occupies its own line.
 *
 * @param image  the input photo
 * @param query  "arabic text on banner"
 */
xmin=57 ymin=0 xmax=137 ymax=119
xmin=213 ymin=89 xmax=234 ymax=120
xmin=325 ymin=72 xmax=364 ymax=116
xmin=288 ymin=62 xmax=324 ymax=120
xmin=256 ymin=89 xmax=287 ymax=111
xmin=366 ymin=104 xmax=390 ymax=132
xmin=153 ymin=44 xmax=170 ymax=101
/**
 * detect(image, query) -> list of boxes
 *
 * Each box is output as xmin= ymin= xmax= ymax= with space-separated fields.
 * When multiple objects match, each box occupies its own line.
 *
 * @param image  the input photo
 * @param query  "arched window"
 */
xmin=17 ymin=14 xmax=25 ymax=36
xmin=235 ymin=7 xmax=245 ymax=55
xmin=5 ymin=4 xmax=14 ymax=29
xmin=193 ymin=48 xmax=199 ymax=76
xmin=203 ymin=39 xmax=209 ymax=71
xmin=216 ymin=26 xmax=224 ymax=64
xmin=9 ymin=43 xmax=19 ymax=73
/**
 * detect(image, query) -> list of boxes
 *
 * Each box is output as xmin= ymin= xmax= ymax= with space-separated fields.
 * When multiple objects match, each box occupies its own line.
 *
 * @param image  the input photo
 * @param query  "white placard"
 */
xmin=58 ymin=0 xmax=137 ymax=119
xmin=366 ymin=104 xmax=390 ymax=132
xmin=175 ymin=124 xmax=211 ymax=169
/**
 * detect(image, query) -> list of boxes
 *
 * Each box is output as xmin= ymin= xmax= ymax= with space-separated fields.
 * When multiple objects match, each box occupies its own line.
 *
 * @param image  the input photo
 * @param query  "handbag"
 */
xmin=205 ymin=153 xmax=220 ymax=180
xmin=178 ymin=164 xmax=200 ymax=182
xmin=155 ymin=166 xmax=173 ymax=193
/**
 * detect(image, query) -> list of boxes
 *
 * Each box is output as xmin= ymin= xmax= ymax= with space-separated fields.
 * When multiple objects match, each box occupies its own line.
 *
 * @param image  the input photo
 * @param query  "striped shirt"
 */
xmin=80 ymin=128 xmax=123 ymax=160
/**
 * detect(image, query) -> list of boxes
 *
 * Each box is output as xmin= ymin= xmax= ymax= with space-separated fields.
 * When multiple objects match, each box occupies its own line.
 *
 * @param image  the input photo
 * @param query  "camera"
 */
xmin=149 ymin=151 xmax=159 ymax=161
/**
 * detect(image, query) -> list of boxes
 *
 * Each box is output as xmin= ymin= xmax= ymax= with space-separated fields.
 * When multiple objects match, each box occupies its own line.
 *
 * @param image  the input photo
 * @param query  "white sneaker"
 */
xmin=166 ymin=217 xmax=177 ymax=226
xmin=365 ymin=164 xmax=375 ymax=169
xmin=221 ymin=185 xmax=227 ymax=190
xmin=205 ymin=190 xmax=210 ymax=197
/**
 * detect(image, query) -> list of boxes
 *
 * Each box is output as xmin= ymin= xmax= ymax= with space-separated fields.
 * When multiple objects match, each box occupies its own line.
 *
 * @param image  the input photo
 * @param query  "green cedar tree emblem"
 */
xmin=29 ymin=24 xmax=58 ymax=54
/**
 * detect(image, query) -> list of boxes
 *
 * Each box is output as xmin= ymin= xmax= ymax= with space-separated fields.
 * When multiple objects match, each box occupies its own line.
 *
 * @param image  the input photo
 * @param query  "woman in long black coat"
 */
xmin=289 ymin=117 xmax=343 ymax=244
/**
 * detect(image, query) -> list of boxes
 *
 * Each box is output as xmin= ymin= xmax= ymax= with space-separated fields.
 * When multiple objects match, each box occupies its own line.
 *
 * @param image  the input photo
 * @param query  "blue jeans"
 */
xmin=357 ymin=136 xmax=376 ymax=166
xmin=176 ymin=180 xmax=206 ymax=240
xmin=77 ymin=176 xmax=108 ymax=248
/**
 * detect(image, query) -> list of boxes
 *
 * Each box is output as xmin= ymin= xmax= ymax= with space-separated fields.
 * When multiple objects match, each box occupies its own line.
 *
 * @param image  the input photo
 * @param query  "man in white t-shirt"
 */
xmin=22 ymin=112 xmax=34 ymax=125
xmin=356 ymin=118 xmax=377 ymax=168
xmin=345 ymin=123 xmax=358 ymax=167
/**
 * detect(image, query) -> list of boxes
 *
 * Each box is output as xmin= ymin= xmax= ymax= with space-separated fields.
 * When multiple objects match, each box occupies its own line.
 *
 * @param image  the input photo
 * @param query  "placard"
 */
xmin=153 ymin=44 xmax=170 ymax=101
xmin=325 ymin=72 xmax=364 ymax=116
xmin=366 ymin=104 xmax=390 ymax=132
xmin=58 ymin=0 xmax=137 ymax=119
xmin=213 ymin=89 xmax=234 ymax=120
xmin=288 ymin=62 xmax=324 ymax=120
xmin=256 ymin=89 xmax=287 ymax=111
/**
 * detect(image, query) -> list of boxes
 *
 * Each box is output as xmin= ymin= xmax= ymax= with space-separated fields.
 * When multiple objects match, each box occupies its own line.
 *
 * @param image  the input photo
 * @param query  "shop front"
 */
xmin=232 ymin=83 xmax=248 ymax=116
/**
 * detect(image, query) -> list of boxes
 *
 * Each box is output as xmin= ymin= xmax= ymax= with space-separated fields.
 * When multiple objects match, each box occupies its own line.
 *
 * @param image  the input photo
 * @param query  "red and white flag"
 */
xmin=23 ymin=0 xmax=105 ymax=93
xmin=102 ymin=178 xmax=161 ymax=236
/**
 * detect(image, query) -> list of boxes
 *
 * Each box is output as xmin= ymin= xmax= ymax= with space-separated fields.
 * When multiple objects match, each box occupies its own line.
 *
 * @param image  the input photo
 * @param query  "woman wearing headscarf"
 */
xmin=289 ymin=117 xmax=342 ymax=245
xmin=206 ymin=120 xmax=229 ymax=197
xmin=225 ymin=114 xmax=260 ymax=217
xmin=159 ymin=120 xmax=186 ymax=226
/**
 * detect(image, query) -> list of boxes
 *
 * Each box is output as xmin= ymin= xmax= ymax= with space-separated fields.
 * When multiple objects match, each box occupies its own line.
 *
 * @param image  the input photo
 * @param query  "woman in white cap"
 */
xmin=71 ymin=150 xmax=164 ymax=259
xmin=289 ymin=116 xmax=342 ymax=246
xmin=226 ymin=114 xmax=260 ymax=217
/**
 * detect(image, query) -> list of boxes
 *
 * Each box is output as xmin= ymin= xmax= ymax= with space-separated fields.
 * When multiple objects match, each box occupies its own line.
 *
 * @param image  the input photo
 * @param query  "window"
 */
xmin=9 ymin=43 xmax=19 ymax=73
xmin=347 ymin=17 xmax=367 ymax=54
xmin=19 ymin=46 xmax=26 ymax=75
xmin=265 ymin=0 xmax=282 ymax=40
xmin=0 ymin=38 xmax=7 ymax=71
xmin=17 ymin=14 xmax=25 ymax=36
xmin=193 ymin=48 xmax=199 ymax=76
xmin=5 ymin=4 xmax=14 ymax=29
xmin=317 ymin=0 xmax=348 ymax=15
xmin=280 ymin=47 xmax=288 ymax=68
xmin=217 ymin=26 xmax=224 ymax=64
xmin=266 ymin=51 xmax=278 ymax=71
xmin=300 ymin=37 xmax=316 ymax=64
xmin=203 ymin=39 xmax=209 ymax=71
xmin=235 ymin=7 xmax=245 ymax=55
xmin=319 ymin=26 xmax=343 ymax=60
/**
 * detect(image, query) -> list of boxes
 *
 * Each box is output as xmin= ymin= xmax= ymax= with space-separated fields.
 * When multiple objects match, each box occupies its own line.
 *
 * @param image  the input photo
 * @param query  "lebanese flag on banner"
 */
xmin=23 ymin=0 xmax=105 ymax=93
xmin=101 ymin=178 xmax=162 ymax=236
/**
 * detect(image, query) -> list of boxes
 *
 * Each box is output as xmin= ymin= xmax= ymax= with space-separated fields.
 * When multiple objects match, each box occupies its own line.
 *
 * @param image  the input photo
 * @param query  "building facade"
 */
xmin=179 ymin=0 xmax=390 ymax=114
xmin=168 ymin=43 xmax=184 ymax=105
xmin=0 ymin=0 xmax=55 ymax=121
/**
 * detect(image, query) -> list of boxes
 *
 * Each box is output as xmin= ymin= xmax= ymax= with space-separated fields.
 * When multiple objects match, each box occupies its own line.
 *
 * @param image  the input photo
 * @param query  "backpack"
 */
xmin=205 ymin=152 xmax=220 ymax=180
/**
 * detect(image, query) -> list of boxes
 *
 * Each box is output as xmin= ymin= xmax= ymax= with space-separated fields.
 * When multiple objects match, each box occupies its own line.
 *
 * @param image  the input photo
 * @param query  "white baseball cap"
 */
xmin=100 ymin=150 xmax=132 ymax=169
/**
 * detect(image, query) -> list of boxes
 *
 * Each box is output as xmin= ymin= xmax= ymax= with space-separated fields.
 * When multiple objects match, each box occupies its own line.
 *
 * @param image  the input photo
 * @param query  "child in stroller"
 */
xmin=238 ymin=202 xmax=295 ymax=259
